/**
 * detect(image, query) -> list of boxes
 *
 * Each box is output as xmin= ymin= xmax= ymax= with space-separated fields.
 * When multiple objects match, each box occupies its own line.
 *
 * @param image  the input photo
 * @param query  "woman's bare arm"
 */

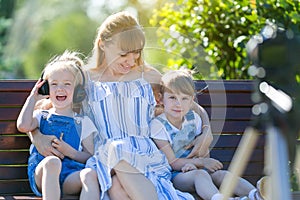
xmin=186 ymin=102 xmax=213 ymax=158
xmin=29 ymin=129 xmax=64 ymax=158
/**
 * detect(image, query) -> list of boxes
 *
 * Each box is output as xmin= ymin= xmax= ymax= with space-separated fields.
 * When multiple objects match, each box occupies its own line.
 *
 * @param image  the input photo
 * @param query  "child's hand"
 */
xmin=51 ymin=136 xmax=75 ymax=159
xmin=30 ymin=79 xmax=49 ymax=101
xmin=181 ymin=163 xmax=197 ymax=172
xmin=202 ymin=157 xmax=223 ymax=172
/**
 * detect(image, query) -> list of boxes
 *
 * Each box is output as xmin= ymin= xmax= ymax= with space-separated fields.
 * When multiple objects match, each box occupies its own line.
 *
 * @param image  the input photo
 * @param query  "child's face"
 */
xmin=48 ymin=70 xmax=75 ymax=110
xmin=162 ymin=91 xmax=193 ymax=121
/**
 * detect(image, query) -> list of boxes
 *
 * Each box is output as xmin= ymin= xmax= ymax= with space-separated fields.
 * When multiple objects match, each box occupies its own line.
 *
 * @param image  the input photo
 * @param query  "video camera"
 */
xmin=246 ymin=21 xmax=300 ymax=165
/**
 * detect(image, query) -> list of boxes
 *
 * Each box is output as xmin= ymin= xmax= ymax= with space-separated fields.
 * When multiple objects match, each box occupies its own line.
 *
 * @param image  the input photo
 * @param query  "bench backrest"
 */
xmin=195 ymin=80 xmax=264 ymax=184
xmin=0 ymin=80 xmax=264 ymax=195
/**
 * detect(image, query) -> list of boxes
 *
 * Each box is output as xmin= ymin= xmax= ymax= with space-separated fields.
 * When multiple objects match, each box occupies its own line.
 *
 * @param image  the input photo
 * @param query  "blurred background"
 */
xmin=0 ymin=0 xmax=299 ymax=80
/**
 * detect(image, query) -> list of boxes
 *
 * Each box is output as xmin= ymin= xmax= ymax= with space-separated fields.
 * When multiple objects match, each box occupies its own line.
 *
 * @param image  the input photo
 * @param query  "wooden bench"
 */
xmin=0 ymin=79 xmax=298 ymax=199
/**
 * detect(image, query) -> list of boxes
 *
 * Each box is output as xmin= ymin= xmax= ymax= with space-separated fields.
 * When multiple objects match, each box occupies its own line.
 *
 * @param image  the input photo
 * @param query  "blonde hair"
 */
xmin=88 ymin=11 xmax=145 ymax=69
xmin=42 ymin=50 xmax=85 ymax=87
xmin=160 ymin=70 xmax=195 ymax=97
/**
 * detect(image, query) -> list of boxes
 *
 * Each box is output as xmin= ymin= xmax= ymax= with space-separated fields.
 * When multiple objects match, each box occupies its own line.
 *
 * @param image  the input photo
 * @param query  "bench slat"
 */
xmin=0 ymin=151 xmax=29 ymax=165
xmin=211 ymin=149 xmax=264 ymax=163
xmin=210 ymin=120 xmax=252 ymax=134
xmin=0 ymin=136 xmax=31 ymax=150
xmin=0 ymin=107 xmax=22 ymax=121
xmin=0 ymin=166 xmax=28 ymax=179
xmin=0 ymin=80 xmax=34 ymax=92
xmin=194 ymin=80 xmax=254 ymax=93
xmin=204 ymin=107 xmax=252 ymax=120
xmin=0 ymin=180 xmax=32 ymax=195
xmin=212 ymin=134 xmax=265 ymax=148
xmin=0 ymin=121 xmax=22 ymax=135
xmin=0 ymin=92 xmax=29 ymax=106
xmin=197 ymin=93 xmax=253 ymax=107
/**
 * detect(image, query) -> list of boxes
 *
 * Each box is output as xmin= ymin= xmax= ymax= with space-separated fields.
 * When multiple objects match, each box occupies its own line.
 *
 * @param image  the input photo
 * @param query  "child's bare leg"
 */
xmin=62 ymin=171 xmax=81 ymax=194
xmin=63 ymin=168 xmax=100 ymax=200
xmin=79 ymin=168 xmax=100 ymax=199
xmin=109 ymin=175 xmax=131 ymax=200
xmin=114 ymin=160 xmax=158 ymax=200
xmin=211 ymin=170 xmax=255 ymax=196
xmin=35 ymin=156 xmax=61 ymax=200
xmin=172 ymin=169 xmax=219 ymax=200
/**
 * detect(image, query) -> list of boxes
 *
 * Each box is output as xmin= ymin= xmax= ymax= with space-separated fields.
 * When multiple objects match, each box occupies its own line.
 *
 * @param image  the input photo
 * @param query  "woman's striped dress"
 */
xmin=85 ymin=78 xmax=194 ymax=200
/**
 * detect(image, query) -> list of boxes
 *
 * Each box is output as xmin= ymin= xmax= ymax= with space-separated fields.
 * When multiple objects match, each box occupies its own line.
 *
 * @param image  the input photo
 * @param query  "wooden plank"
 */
xmin=194 ymin=80 xmax=255 ymax=93
xmin=0 ymin=121 xmax=21 ymax=135
xmin=0 ymin=180 xmax=32 ymax=195
xmin=0 ymin=166 xmax=28 ymax=179
xmin=210 ymin=120 xmax=252 ymax=133
xmin=0 ymin=92 xmax=29 ymax=106
xmin=0 ymin=80 xmax=35 ymax=92
xmin=292 ymin=192 xmax=300 ymax=200
xmin=219 ymin=162 xmax=264 ymax=176
xmin=0 ymin=151 xmax=29 ymax=165
xmin=211 ymin=134 xmax=265 ymax=148
xmin=210 ymin=149 xmax=264 ymax=163
xmin=0 ymin=107 xmax=22 ymax=121
xmin=205 ymin=107 xmax=253 ymax=120
xmin=197 ymin=93 xmax=254 ymax=107
xmin=0 ymin=136 xmax=31 ymax=150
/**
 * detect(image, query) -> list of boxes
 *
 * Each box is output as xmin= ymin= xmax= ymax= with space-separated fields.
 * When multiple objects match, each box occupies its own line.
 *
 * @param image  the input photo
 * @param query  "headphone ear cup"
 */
xmin=73 ymin=84 xmax=86 ymax=104
xmin=38 ymin=80 xmax=49 ymax=95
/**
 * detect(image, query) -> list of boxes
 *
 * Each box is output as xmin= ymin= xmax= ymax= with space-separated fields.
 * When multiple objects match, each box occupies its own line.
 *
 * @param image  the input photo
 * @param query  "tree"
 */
xmin=150 ymin=0 xmax=300 ymax=79
xmin=3 ymin=0 xmax=161 ymax=79
xmin=0 ymin=0 xmax=17 ymax=78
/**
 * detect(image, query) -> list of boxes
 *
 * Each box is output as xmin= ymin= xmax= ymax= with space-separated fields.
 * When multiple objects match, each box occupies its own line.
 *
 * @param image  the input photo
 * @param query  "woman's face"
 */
xmin=103 ymin=41 xmax=141 ymax=75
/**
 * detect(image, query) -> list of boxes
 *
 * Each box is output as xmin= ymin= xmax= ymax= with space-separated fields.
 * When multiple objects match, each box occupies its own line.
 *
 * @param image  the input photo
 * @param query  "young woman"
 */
xmin=27 ymin=11 xmax=213 ymax=200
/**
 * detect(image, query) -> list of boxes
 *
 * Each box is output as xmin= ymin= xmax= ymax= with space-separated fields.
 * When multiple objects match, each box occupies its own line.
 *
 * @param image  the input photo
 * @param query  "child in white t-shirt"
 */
xmin=17 ymin=51 xmax=100 ymax=200
xmin=151 ymin=70 xmax=265 ymax=200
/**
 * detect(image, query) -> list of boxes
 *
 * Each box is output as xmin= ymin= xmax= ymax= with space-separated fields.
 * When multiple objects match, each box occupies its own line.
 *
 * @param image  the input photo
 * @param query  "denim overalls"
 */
xmin=156 ymin=110 xmax=200 ymax=179
xmin=27 ymin=111 xmax=85 ymax=196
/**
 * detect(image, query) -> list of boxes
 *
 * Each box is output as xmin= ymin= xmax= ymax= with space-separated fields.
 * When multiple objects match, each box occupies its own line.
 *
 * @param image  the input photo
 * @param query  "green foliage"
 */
xmin=150 ymin=0 xmax=300 ymax=79
xmin=0 ymin=0 xmax=16 ymax=78
xmin=22 ymin=11 xmax=98 ymax=78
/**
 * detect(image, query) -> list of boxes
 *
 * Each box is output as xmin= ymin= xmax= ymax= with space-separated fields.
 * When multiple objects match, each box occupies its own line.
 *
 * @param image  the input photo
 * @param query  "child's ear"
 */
xmin=157 ymin=92 xmax=163 ymax=104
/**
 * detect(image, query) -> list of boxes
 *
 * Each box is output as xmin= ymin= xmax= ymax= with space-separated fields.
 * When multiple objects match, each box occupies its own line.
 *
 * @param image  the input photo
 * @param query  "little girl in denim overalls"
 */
xmin=17 ymin=51 xmax=99 ymax=200
xmin=27 ymin=110 xmax=94 ymax=196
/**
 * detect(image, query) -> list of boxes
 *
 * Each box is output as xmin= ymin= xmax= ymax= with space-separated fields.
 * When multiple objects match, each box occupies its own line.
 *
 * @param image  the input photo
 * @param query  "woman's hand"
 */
xmin=186 ymin=132 xmax=212 ymax=158
xmin=200 ymin=157 xmax=223 ymax=173
xmin=52 ymin=134 xmax=92 ymax=163
xmin=29 ymin=129 xmax=64 ymax=159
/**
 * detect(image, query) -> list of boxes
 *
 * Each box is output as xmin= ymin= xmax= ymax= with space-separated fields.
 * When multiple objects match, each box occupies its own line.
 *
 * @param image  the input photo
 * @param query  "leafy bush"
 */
xmin=150 ymin=0 xmax=300 ymax=79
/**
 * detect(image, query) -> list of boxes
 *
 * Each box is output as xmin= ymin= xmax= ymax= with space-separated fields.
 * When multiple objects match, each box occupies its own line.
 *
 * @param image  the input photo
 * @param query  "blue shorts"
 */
xmin=28 ymin=151 xmax=85 ymax=196
xmin=27 ymin=152 xmax=43 ymax=196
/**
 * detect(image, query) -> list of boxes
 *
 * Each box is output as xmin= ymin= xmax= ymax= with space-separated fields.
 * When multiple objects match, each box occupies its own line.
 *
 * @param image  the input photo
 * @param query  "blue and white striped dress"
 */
xmin=85 ymin=77 xmax=194 ymax=200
